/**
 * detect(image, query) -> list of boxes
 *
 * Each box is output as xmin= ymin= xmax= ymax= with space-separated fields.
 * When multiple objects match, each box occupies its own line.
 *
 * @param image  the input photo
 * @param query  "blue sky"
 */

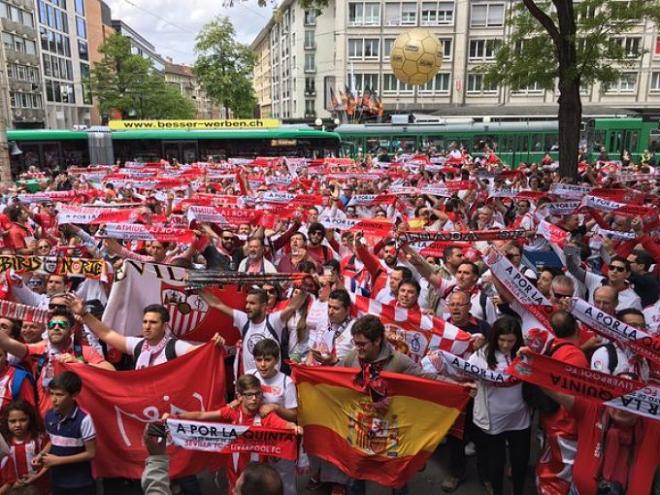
xmin=104 ymin=0 xmax=271 ymax=64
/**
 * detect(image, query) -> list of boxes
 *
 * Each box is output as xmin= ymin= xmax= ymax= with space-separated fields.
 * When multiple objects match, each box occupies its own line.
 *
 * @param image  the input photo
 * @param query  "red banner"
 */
xmin=58 ymin=344 xmax=226 ymax=479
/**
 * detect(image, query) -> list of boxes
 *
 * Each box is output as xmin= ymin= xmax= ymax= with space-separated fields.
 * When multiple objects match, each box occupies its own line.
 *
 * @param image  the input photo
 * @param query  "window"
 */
xmin=439 ymin=38 xmax=453 ymax=60
xmin=305 ymin=76 xmax=315 ymax=94
xmin=613 ymin=37 xmax=641 ymax=57
xmin=651 ymin=72 xmax=660 ymax=92
xmin=348 ymin=2 xmax=380 ymax=26
xmin=304 ymin=9 xmax=316 ymax=25
xmin=469 ymin=39 xmax=500 ymax=60
xmin=467 ymin=73 xmax=497 ymax=93
xmin=512 ymin=80 xmax=544 ymax=94
xmin=421 ymin=1 xmax=454 ymax=25
xmin=304 ymin=30 xmax=315 ymax=49
xmin=78 ymin=40 xmax=88 ymax=60
xmin=401 ymin=3 xmax=417 ymax=25
xmin=348 ymin=38 xmax=363 ymax=58
xmin=348 ymin=38 xmax=379 ymax=60
xmin=76 ymin=16 xmax=86 ymax=38
xmin=22 ymin=10 xmax=33 ymax=27
xmin=75 ymin=0 xmax=84 ymax=15
xmin=364 ymin=38 xmax=379 ymax=58
xmin=606 ymin=72 xmax=637 ymax=93
xmin=304 ymin=53 xmax=315 ymax=72
xmin=383 ymin=38 xmax=395 ymax=59
xmin=419 ymin=72 xmax=450 ymax=94
xmin=305 ymin=99 xmax=315 ymax=116
xmin=655 ymin=36 xmax=660 ymax=57
xmin=352 ymin=73 xmax=379 ymax=92
xmin=383 ymin=73 xmax=397 ymax=94
xmin=471 ymin=2 xmax=504 ymax=27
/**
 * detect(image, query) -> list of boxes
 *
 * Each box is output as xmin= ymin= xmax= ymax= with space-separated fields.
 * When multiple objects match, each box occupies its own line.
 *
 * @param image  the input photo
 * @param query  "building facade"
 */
xmin=36 ymin=0 xmax=96 ymax=128
xmin=1 ymin=0 xmax=46 ymax=128
xmin=251 ymin=21 xmax=273 ymax=118
xmin=252 ymin=0 xmax=660 ymax=121
xmin=163 ymin=60 xmax=224 ymax=119
xmin=86 ymin=0 xmax=112 ymax=125
xmin=111 ymin=19 xmax=165 ymax=73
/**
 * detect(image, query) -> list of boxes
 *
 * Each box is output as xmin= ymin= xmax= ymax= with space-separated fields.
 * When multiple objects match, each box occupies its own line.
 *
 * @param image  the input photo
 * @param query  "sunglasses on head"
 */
xmin=608 ymin=264 xmax=626 ymax=273
xmin=47 ymin=320 xmax=69 ymax=330
xmin=48 ymin=303 xmax=68 ymax=311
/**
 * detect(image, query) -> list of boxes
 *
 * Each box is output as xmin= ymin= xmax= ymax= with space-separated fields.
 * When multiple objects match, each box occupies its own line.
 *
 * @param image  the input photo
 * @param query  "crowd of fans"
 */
xmin=0 ymin=142 xmax=656 ymax=495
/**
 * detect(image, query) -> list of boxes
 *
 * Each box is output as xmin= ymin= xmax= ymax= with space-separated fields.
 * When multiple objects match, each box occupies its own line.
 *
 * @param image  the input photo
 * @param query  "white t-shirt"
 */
xmin=125 ymin=336 xmax=193 ymax=366
xmin=233 ymin=310 xmax=286 ymax=372
xmin=246 ymin=369 xmax=297 ymax=410
xmin=643 ymin=300 xmax=659 ymax=336
xmin=584 ymin=271 xmax=642 ymax=311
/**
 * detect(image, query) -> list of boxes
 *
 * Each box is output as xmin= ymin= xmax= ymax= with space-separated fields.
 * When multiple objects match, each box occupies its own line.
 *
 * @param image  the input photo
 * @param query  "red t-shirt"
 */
xmin=3 ymin=223 xmax=30 ymax=251
xmin=541 ymin=340 xmax=588 ymax=437
xmin=216 ymin=405 xmax=291 ymax=491
xmin=24 ymin=342 xmax=105 ymax=418
xmin=571 ymin=398 xmax=660 ymax=495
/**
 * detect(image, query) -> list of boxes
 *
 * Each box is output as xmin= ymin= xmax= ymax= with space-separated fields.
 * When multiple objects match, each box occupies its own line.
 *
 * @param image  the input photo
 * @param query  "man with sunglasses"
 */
xmin=9 ymin=273 xmax=69 ymax=311
xmin=565 ymin=247 xmax=642 ymax=311
xmin=0 ymin=308 xmax=114 ymax=417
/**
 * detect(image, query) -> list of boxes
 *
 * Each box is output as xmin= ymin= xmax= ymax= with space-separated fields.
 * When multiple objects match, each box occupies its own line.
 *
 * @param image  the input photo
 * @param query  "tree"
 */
xmin=482 ymin=0 xmax=660 ymax=178
xmin=193 ymin=16 xmax=258 ymax=118
xmin=91 ymin=33 xmax=195 ymax=120
xmin=223 ymin=0 xmax=329 ymax=9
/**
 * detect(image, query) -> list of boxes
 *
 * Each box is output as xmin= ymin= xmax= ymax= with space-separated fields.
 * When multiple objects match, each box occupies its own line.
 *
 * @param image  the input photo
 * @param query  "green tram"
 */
xmin=6 ymin=127 xmax=341 ymax=174
xmin=335 ymin=117 xmax=660 ymax=165
xmin=5 ymin=117 xmax=659 ymax=175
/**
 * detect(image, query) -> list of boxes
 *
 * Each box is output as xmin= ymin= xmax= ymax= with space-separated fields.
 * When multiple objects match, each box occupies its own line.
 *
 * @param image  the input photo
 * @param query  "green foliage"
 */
xmin=90 ymin=33 xmax=195 ymax=119
xmin=482 ymin=0 xmax=660 ymax=91
xmin=225 ymin=0 xmax=329 ymax=9
xmin=193 ymin=16 xmax=257 ymax=118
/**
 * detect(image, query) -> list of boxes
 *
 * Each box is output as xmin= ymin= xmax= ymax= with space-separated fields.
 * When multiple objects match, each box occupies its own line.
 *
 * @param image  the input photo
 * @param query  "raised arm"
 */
xmin=279 ymin=288 xmax=308 ymax=323
xmin=199 ymin=288 xmax=235 ymax=317
xmin=562 ymin=243 xmax=587 ymax=284
xmin=0 ymin=331 xmax=27 ymax=361
xmin=65 ymin=294 xmax=128 ymax=353
xmin=401 ymin=243 xmax=444 ymax=288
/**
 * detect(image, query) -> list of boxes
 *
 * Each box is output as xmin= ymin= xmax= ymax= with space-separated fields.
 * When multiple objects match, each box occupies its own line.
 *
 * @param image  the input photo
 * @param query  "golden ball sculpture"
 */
xmin=390 ymin=29 xmax=443 ymax=86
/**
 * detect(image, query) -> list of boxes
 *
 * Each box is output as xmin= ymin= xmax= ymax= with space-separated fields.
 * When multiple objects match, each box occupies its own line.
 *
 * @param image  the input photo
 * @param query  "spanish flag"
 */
xmin=292 ymin=364 xmax=470 ymax=488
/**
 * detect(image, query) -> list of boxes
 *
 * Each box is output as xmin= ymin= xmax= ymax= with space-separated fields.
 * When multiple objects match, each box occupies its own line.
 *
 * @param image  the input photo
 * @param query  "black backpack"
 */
xmin=596 ymin=342 xmax=618 ymax=375
xmin=242 ymin=316 xmax=291 ymax=375
xmin=522 ymin=341 xmax=573 ymax=414
xmin=134 ymin=339 xmax=178 ymax=368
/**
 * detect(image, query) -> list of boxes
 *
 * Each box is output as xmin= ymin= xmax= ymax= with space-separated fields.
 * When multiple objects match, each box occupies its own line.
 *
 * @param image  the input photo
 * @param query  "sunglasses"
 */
xmin=222 ymin=237 xmax=234 ymax=241
xmin=48 ymin=303 xmax=68 ymax=311
xmin=553 ymin=292 xmax=572 ymax=299
xmin=47 ymin=320 xmax=70 ymax=330
xmin=264 ymin=288 xmax=277 ymax=295
xmin=309 ymin=231 xmax=324 ymax=236
xmin=608 ymin=264 xmax=627 ymax=273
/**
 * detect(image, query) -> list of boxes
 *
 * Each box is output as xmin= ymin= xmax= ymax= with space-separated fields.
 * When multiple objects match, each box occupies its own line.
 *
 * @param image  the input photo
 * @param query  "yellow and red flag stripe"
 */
xmin=292 ymin=364 xmax=470 ymax=488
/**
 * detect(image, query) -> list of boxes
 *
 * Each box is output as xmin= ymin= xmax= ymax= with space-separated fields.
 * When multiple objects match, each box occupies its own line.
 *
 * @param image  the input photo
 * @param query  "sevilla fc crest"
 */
xmin=161 ymin=283 xmax=209 ymax=338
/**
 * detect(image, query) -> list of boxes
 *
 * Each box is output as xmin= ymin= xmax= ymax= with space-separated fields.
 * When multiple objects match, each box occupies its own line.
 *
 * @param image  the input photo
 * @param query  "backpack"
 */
xmin=597 ymin=342 xmax=618 ymax=375
xmin=522 ymin=341 xmax=573 ymax=414
xmin=10 ymin=367 xmax=35 ymax=401
xmin=134 ymin=339 xmax=178 ymax=367
xmin=242 ymin=316 xmax=291 ymax=375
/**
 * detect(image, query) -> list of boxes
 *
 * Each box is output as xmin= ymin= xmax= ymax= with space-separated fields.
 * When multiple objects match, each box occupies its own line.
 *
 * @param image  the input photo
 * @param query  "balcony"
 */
xmin=304 ymin=66 xmax=316 ymax=74
xmin=305 ymin=112 xmax=316 ymax=119
xmin=304 ymin=89 xmax=316 ymax=97
xmin=304 ymin=42 xmax=316 ymax=50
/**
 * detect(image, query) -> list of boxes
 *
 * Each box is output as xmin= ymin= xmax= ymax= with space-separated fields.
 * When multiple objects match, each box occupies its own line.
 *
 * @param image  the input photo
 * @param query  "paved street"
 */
xmin=199 ymin=440 xmax=539 ymax=494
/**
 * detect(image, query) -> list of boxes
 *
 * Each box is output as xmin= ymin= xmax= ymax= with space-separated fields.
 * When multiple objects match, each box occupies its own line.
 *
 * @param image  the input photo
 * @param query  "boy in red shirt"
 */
xmin=170 ymin=374 xmax=301 ymax=492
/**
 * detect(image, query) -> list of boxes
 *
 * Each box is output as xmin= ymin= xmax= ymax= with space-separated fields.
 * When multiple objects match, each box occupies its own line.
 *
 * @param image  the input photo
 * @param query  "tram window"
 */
xmin=500 ymin=135 xmax=514 ymax=152
xmin=591 ymin=130 xmax=605 ymax=152
xmin=629 ymin=131 xmax=638 ymax=153
xmin=429 ymin=136 xmax=446 ymax=151
xmin=649 ymin=130 xmax=660 ymax=153
xmin=609 ymin=132 xmax=623 ymax=153
xmin=62 ymin=141 xmax=88 ymax=166
xmin=366 ymin=137 xmax=381 ymax=153
xmin=545 ymin=134 xmax=559 ymax=151
xmin=42 ymin=143 xmax=59 ymax=169
xmin=531 ymin=134 xmax=543 ymax=151
xmin=518 ymin=135 xmax=529 ymax=152
xmin=394 ymin=136 xmax=416 ymax=153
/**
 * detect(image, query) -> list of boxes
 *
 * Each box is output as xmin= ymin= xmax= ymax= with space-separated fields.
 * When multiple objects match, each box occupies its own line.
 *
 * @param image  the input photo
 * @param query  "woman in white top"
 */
xmin=468 ymin=315 xmax=531 ymax=495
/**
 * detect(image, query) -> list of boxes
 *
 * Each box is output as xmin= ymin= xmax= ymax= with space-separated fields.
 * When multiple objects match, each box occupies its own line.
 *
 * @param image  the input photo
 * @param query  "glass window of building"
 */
xmin=75 ymin=0 xmax=84 ymax=15
xmin=76 ymin=16 xmax=86 ymax=38
xmin=471 ymin=2 xmax=504 ymax=27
